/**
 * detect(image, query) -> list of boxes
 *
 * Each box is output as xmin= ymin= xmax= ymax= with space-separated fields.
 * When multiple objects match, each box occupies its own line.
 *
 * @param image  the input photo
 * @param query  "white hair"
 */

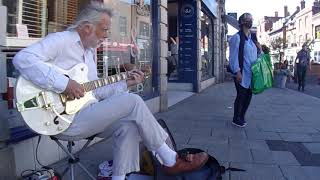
xmin=68 ymin=1 xmax=113 ymax=31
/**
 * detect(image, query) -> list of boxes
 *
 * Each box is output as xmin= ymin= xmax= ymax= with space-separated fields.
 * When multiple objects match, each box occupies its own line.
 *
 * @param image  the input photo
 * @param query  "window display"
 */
xmin=101 ymin=0 xmax=155 ymax=98
xmin=200 ymin=10 xmax=214 ymax=80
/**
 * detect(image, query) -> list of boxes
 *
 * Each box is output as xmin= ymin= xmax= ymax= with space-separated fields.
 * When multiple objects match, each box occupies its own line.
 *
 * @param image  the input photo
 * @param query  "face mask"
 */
xmin=243 ymin=21 xmax=253 ymax=29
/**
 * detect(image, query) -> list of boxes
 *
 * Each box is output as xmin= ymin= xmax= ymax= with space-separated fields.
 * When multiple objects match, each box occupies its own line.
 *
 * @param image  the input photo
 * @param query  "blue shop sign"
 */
xmin=178 ymin=0 xmax=198 ymax=86
xmin=202 ymin=0 xmax=218 ymax=17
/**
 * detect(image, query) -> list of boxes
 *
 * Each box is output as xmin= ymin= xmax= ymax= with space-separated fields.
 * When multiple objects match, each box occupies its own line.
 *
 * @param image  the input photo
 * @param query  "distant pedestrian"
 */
xmin=295 ymin=43 xmax=311 ymax=92
xmin=261 ymin=45 xmax=270 ymax=54
xmin=167 ymin=36 xmax=178 ymax=78
xmin=228 ymin=13 xmax=259 ymax=127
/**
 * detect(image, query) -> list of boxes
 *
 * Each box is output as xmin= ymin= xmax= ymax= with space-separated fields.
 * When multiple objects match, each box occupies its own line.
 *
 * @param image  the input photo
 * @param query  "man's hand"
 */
xmin=126 ymin=70 xmax=145 ymax=87
xmin=122 ymin=63 xmax=137 ymax=71
xmin=63 ymin=79 xmax=85 ymax=100
xmin=236 ymin=71 xmax=242 ymax=83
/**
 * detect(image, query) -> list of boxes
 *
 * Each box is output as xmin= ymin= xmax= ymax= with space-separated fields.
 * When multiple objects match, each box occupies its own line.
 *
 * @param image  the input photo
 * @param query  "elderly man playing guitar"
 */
xmin=13 ymin=2 xmax=207 ymax=180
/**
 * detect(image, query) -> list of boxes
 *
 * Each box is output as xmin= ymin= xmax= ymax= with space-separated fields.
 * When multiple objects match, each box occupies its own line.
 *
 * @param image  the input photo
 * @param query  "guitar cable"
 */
xmin=37 ymin=136 xmax=63 ymax=179
xmin=35 ymin=136 xmax=51 ymax=170
xmin=20 ymin=135 xmax=62 ymax=180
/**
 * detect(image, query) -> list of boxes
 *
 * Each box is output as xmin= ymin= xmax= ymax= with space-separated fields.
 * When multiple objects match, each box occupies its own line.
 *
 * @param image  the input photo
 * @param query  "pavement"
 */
xmin=52 ymin=82 xmax=320 ymax=180
xmin=286 ymin=78 xmax=320 ymax=99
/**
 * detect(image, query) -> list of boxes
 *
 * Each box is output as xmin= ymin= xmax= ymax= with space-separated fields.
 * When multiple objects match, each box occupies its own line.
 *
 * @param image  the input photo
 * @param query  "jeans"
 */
xmin=233 ymin=78 xmax=253 ymax=123
xmin=297 ymin=65 xmax=307 ymax=90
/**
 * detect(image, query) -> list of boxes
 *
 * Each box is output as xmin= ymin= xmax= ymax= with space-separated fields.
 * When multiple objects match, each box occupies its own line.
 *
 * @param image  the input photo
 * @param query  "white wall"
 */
xmin=0 ymin=6 xmax=6 ymax=46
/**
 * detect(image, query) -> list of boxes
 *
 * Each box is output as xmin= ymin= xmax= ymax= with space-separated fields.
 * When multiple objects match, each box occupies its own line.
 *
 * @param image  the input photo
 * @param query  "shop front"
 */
xmin=167 ymin=0 xmax=221 ymax=92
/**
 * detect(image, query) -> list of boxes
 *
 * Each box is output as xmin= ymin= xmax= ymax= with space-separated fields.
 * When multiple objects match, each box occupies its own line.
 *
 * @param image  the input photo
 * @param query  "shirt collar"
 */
xmin=69 ymin=30 xmax=94 ymax=52
xmin=69 ymin=30 xmax=81 ymax=43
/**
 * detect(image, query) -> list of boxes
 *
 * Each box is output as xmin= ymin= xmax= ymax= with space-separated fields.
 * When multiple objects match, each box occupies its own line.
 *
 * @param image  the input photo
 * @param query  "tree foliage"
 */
xmin=270 ymin=37 xmax=287 ymax=51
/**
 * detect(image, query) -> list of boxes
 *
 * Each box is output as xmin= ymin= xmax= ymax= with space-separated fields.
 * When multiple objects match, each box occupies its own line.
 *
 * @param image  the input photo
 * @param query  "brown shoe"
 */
xmin=162 ymin=152 xmax=209 ymax=175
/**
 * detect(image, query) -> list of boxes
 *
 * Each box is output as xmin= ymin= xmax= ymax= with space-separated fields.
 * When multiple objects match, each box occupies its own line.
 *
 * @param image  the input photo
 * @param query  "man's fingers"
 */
xmin=132 ymin=73 xmax=139 ymax=80
xmin=68 ymin=94 xmax=75 ymax=100
xmin=75 ymin=94 xmax=80 ymax=99
xmin=136 ymin=70 xmax=144 ymax=76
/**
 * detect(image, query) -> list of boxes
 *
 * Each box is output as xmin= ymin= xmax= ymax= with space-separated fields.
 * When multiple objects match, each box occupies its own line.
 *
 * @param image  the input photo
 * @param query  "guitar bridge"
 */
xmin=16 ymin=92 xmax=52 ymax=112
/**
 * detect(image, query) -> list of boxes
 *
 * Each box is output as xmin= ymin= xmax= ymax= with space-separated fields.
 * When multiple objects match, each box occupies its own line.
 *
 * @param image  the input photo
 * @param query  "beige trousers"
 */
xmin=62 ymin=93 xmax=168 ymax=175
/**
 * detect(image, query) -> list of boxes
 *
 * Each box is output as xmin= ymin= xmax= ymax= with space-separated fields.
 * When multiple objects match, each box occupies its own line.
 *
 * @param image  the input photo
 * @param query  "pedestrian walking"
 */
xmin=295 ymin=43 xmax=312 ymax=92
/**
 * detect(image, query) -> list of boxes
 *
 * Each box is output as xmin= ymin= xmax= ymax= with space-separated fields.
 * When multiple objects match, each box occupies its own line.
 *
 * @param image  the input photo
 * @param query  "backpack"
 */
xmin=138 ymin=119 xmax=245 ymax=180
xmin=227 ymin=31 xmax=260 ymax=74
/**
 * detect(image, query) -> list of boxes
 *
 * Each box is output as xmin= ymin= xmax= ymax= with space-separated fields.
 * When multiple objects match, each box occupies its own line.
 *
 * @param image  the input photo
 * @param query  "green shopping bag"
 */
xmin=251 ymin=54 xmax=273 ymax=94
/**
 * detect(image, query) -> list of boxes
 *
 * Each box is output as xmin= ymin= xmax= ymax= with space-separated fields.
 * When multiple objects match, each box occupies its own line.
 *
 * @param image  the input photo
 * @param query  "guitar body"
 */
xmin=15 ymin=63 xmax=96 ymax=135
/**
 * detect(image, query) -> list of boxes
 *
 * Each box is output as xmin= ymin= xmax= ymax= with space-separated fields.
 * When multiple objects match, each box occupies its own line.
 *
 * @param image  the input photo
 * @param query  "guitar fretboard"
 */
xmin=82 ymin=72 xmax=128 ymax=92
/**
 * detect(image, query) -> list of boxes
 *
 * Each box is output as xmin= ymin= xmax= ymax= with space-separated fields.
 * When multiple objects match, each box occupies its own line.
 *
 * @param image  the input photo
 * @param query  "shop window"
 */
xmin=200 ymin=10 xmax=214 ymax=81
xmin=3 ymin=0 xmax=46 ymax=38
xmin=119 ymin=16 xmax=128 ymax=36
xmin=315 ymin=25 xmax=320 ymax=39
xmin=316 ymin=51 xmax=320 ymax=63
xmin=3 ymin=0 xmax=18 ymax=37
xmin=47 ymin=0 xmax=92 ymax=33
xmin=139 ymin=21 xmax=150 ymax=37
xmin=103 ymin=0 xmax=155 ymax=98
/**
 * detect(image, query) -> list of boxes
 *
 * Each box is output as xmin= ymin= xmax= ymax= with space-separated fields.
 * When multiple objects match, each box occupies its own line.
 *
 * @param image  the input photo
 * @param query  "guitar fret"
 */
xmin=91 ymin=81 xmax=95 ymax=90
xmin=97 ymin=80 xmax=101 ymax=87
xmin=86 ymin=82 xmax=90 ymax=92
xmin=81 ymin=72 xmax=128 ymax=93
xmin=90 ymin=82 xmax=94 ymax=91
xmin=86 ymin=83 xmax=90 ymax=92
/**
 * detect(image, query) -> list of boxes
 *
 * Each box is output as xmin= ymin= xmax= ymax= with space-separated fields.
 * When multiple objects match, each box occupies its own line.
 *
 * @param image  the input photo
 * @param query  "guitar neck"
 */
xmin=82 ymin=72 xmax=128 ymax=92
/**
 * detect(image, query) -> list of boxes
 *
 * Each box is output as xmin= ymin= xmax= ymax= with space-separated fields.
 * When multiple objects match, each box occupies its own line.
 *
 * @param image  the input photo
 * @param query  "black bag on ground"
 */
xmin=138 ymin=119 xmax=245 ymax=180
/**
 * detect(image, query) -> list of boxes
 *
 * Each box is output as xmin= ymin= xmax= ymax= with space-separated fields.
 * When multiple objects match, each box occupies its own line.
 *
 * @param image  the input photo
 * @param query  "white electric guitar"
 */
xmin=15 ymin=63 xmax=148 ymax=136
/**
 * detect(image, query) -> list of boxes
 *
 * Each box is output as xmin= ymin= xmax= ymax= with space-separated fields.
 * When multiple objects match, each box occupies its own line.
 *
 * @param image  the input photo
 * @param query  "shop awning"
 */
xmin=224 ymin=14 xmax=240 ymax=30
xmin=202 ymin=0 xmax=218 ymax=17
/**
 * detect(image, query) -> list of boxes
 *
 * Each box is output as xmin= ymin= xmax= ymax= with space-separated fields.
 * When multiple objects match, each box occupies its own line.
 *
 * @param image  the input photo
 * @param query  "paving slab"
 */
xmin=280 ymin=165 xmax=309 ymax=180
xmin=229 ymin=163 xmax=285 ymax=180
xmin=303 ymin=143 xmax=320 ymax=154
xmin=251 ymin=149 xmax=275 ymax=164
xmin=300 ymin=166 xmax=320 ymax=180
xmin=279 ymin=133 xmax=313 ymax=142
xmin=246 ymin=130 xmax=282 ymax=140
xmin=272 ymin=151 xmax=300 ymax=165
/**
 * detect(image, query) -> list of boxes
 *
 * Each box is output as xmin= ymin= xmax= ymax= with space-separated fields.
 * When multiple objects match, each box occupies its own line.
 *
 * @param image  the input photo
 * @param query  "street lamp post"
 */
xmin=282 ymin=22 xmax=287 ymax=63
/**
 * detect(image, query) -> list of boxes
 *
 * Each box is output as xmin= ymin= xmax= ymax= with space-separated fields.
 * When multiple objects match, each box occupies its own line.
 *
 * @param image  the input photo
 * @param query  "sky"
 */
xmin=225 ymin=0 xmax=313 ymax=34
